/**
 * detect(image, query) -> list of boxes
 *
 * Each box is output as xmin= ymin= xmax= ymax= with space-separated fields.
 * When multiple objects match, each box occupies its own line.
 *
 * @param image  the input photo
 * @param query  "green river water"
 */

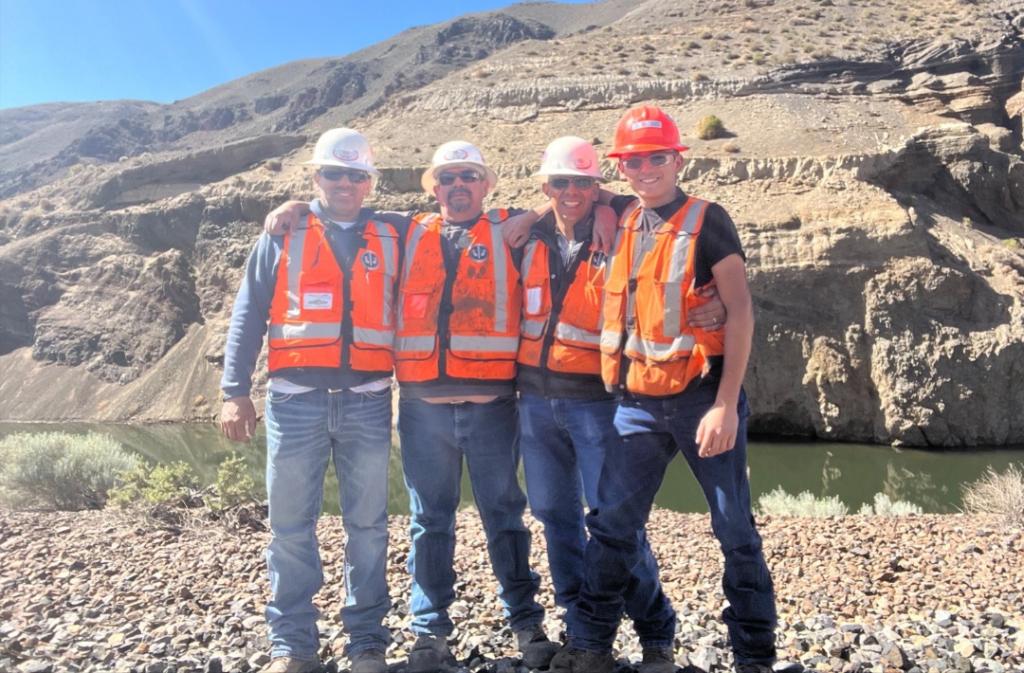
xmin=1 ymin=422 xmax=1021 ymax=515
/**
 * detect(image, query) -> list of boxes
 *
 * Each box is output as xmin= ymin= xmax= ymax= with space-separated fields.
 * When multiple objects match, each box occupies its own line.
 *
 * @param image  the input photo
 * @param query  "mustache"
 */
xmin=447 ymin=187 xmax=471 ymax=198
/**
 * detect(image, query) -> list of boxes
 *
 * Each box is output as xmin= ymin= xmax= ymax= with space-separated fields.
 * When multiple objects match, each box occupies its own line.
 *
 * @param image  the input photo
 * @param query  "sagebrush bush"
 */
xmin=962 ymin=464 xmax=1024 ymax=527
xmin=0 ymin=432 xmax=139 ymax=511
xmin=757 ymin=487 xmax=849 ymax=517
xmin=857 ymin=492 xmax=922 ymax=516
xmin=212 ymin=453 xmax=259 ymax=510
xmin=695 ymin=115 xmax=727 ymax=140
xmin=108 ymin=461 xmax=200 ymax=508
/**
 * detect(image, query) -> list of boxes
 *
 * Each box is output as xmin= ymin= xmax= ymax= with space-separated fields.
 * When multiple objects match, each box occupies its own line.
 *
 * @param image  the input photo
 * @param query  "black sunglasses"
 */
xmin=438 ymin=170 xmax=482 ymax=186
xmin=548 ymin=176 xmax=596 ymax=190
xmin=621 ymin=152 xmax=673 ymax=172
xmin=319 ymin=167 xmax=371 ymax=183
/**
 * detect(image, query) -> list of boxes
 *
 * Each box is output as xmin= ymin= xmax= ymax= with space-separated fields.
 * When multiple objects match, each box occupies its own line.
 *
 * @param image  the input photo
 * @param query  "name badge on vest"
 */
xmin=526 ymin=287 xmax=543 ymax=314
xmin=303 ymin=292 xmax=333 ymax=310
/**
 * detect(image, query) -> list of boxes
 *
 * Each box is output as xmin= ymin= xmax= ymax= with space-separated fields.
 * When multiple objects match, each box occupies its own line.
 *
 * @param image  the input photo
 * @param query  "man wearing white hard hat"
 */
xmin=514 ymin=136 xmax=680 ymax=673
xmin=220 ymin=128 xmax=397 ymax=673
xmin=395 ymin=139 xmax=559 ymax=672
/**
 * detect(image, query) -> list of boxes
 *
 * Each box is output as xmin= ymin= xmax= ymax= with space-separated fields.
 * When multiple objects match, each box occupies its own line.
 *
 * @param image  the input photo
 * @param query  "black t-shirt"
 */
xmin=609 ymin=190 xmax=745 ymax=285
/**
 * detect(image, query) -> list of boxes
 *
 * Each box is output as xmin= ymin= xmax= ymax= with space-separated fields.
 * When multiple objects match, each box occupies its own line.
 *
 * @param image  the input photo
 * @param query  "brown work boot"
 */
xmin=349 ymin=648 xmax=387 ymax=673
xmin=639 ymin=645 xmax=677 ymax=673
xmin=515 ymin=623 xmax=561 ymax=669
xmin=261 ymin=657 xmax=321 ymax=673
xmin=547 ymin=644 xmax=615 ymax=673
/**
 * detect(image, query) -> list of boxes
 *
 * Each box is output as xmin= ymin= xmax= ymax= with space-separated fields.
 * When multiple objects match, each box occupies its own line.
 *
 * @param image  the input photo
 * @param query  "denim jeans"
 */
xmin=398 ymin=395 xmax=544 ymax=637
xmin=568 ymin=379 xmax=777 ymax=665
xmin=517 ymin=393 xmax=675 ymax=648
xmin=264 ymin=387 xmax=392 ymax=659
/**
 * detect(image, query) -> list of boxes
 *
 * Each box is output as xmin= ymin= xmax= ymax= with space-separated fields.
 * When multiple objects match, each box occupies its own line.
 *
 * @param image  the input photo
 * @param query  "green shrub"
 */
xmin=695 ymin=115 xmax=727 ymax=140
xmin=757 ymin=487 xmax=849 ymax=517
xmin=0 ymin=432 xmax=139 ymax=511
xmin=962 ymin=464 xmax=1024 ymax=527
xmin=108 ymin=461 xmax=200 ymax=508
xmin=857 ymin=493 xmax=922 ymax=516
xmin=212 ymin=453 xmax=259 ymax=510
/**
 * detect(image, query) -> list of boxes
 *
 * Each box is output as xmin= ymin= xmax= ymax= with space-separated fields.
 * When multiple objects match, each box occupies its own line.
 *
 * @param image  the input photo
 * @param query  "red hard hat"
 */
xmin=607 ymin=105 xmax=688 ymax=157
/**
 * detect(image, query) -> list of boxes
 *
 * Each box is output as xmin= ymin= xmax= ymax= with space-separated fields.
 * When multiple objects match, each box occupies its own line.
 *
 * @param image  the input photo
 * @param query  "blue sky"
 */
xmin=0 ymin=0 xmax=591 ymax=110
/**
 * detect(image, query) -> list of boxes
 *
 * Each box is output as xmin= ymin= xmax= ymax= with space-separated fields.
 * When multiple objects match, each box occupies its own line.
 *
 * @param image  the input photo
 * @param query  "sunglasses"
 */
xmin=438 ymin=170 xmax=482 ymax=186
xmin=620 ymin=152 xmax=674 ymax=172
xmin=318 ymin=167 xmax=371 ymax=183
xmin=548 ymin=176 xmax=596 ymax=190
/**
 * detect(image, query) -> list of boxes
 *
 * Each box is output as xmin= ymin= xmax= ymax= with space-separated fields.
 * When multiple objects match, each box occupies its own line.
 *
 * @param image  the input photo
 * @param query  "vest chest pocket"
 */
xmin=401 ymin=282 xmax=439 ymax=327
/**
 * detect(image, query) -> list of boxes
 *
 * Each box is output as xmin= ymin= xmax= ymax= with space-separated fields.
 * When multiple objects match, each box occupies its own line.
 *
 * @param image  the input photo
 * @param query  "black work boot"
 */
xmin=515 ymin=623 xmax=561 ymax=669
xmin=407 ymin=634 xmax=456 ymax=673
xmin=547 ymin=644 xmax=615 ymax=673
xmin=639 ymin=645 xmax=677 ymax=673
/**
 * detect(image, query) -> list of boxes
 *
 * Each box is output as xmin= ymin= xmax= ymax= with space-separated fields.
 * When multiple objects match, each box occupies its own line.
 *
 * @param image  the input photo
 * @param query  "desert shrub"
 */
xmin=857 ymin=492 xmax=922 ymax=516
xmin=962 ymin=464 xmax=1024 ymax=527
xmin=212 ymin=453 xmax=259 ymax=510
xmin=695 ymin=115 xmax=727 ymax=140
xmin=0 ymin=432 xmax=139 ymax=511
xmin=108 ymin=461 xmax=201 ymax=508
xmin=757 ymin=488 xmax=849 ymax=517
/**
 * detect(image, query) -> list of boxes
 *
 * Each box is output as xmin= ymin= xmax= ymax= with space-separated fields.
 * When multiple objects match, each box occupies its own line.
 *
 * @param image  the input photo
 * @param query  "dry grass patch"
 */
xmin=963 ymin=464 xmax=1024 ymax=528
xmin=695 ymin=114 xmax=727 ymax=140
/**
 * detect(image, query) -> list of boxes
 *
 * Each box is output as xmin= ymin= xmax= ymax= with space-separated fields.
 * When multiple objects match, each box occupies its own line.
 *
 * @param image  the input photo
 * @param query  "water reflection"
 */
xmin=1 ymin=423 xmax=1021 ymax=515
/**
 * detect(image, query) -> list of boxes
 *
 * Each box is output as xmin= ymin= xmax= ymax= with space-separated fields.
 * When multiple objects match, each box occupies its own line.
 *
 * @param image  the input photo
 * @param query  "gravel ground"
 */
xmin=1 ymin=508 xmax=1021 ymax=673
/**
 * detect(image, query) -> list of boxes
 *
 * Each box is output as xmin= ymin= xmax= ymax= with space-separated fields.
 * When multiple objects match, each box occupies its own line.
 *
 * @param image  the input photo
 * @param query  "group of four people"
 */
xmin=219 ymin=105 xmax=785 ymax=673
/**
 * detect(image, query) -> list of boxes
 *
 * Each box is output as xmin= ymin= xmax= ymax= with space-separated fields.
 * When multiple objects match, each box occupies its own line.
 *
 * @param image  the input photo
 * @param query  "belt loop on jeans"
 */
xmin=328 ymin=387 xmax=345 ymax=394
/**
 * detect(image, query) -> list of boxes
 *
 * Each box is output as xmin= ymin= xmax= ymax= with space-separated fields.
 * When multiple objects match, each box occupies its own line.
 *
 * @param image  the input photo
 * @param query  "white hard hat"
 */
xmin=535 ymin=136 xmax=604 ymax=179
xmin=421 ymin=140 xmax=498 ymax=193
xmin=304 ymin=128 xmax=379 ymax=176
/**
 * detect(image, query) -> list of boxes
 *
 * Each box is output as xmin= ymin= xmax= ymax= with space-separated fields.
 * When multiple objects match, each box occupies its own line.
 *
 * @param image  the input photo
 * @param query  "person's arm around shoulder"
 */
xmin=264 ymin=200 xmax=310 ymax=236
xmin=695 ymin=252 xmax=753 ymax=458
xmin=219 ymin=233 xmax=281 ymax=442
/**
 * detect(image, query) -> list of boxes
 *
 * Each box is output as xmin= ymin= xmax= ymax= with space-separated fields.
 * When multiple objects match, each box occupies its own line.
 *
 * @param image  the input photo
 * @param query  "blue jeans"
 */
xmin=517 ymin=393 xmax=675 ymax=648
xmin=568 ymin=380 xmax=777 ymax=665
xmin=264 ymin=387 xmax=392 ymax=659
xmin=398 ymin=395 xmax=544 ymax=637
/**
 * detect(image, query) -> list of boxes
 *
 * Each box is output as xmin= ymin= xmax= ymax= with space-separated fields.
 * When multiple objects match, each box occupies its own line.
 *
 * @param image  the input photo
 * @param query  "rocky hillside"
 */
xmin=1 ymin=0 xmax=1022 ymax=447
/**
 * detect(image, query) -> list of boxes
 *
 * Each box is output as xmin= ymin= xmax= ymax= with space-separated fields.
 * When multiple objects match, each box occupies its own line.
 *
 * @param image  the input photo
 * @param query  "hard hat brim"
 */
xmin=607 ymin=143 xmax=689 ymax=158
xmin=304 ymin=158 xmax=380 ymax=176
xmin=421 ymin=162 xmax=498 ymax=194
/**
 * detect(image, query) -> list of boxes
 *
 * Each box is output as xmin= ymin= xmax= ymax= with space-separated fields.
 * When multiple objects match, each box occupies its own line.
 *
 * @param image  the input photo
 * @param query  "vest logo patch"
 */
xmin=303 ymin=292 xmax=333 ymax=310
xmin=590 ymin=251 xmax=607 ymax=268
xmin=468 ymin=244 xmax=489 ymax=262
xmin=361 ymin=250 xmax=379 ymax=270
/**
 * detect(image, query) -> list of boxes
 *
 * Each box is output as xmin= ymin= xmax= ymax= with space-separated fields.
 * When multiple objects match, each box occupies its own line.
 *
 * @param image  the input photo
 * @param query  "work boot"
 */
xmin=349 ymin=648 xmax=387 ymax=673
xmin=515 ymin=623 xmax=561 ymax=669
xmin=407 ymin=634 xmax=456 ymax=673
xmin=261 ymin=657 xmax=322 ymax=673
xmin=547 ymin=644 xmax=615 ymax=673
xmin=639 ymin=645 xmax=677 ymax=673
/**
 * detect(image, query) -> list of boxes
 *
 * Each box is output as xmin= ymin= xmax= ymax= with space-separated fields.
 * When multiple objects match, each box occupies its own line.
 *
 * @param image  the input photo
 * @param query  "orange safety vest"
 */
xmin=600 ymin=198 xmax=725 ymax=396
xmin=395 ymin=209 xmax=521 ymax=383
xmin=517 ymin=236 xmax=606 ymax=375
xmin=267 ymin=213 xmax=399 ymax=373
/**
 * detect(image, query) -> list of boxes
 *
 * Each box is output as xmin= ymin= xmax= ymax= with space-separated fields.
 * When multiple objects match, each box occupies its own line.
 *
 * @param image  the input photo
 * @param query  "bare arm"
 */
xmin=695 ymin=253 xmax=753 ymax=457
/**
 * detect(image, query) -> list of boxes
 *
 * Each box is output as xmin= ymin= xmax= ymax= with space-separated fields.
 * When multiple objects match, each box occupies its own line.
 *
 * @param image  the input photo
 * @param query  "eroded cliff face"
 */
xmin=0 ymin=0 xmax=1021 ymax=446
